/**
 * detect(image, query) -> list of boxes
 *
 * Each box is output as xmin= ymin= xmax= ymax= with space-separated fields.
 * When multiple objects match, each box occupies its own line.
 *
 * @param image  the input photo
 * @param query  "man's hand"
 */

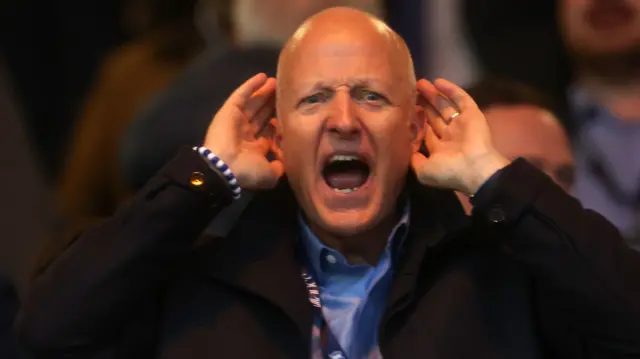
xmin=411 ymin=78 xmax=510 ymax=195
xmin=203 ymin=73 xmax=283 ymax=190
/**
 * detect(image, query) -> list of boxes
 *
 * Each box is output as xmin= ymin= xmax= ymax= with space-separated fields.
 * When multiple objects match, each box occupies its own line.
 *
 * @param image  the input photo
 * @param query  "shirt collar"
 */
xmin=568 ymin=85 xmax=615 ymax=126
xmin=298 ymin=200 xmax=411 ymax=282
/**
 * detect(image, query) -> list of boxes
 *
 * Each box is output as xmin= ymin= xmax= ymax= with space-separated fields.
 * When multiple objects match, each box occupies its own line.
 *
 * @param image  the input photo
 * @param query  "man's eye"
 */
xmin=302 ymin=93 xmax=326 ymax=105
xmin=355 ymin=89 xmax=387 ymax=105
xmin=363 ymin=91 xmax=381 ymax=102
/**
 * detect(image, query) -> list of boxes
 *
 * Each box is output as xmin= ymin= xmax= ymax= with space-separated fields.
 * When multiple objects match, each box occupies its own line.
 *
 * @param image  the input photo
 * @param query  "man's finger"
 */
xmin=424 ymin=124 xmax=440 ymax=153
xmin=417 ymin=79 xmax=460 ymax=125
xmin=425 ymin=103 xmax=449 ymax=140
xmin=250 ymin=104 xmax=275 ymax=138
xmin=240 ymin=137 xmax=272 ymax=160
xmin=243 ymin=78 xmax=276 ymax=118
xmin=256 ymin=118 xmax=277 ymax=140
xmin=416 ymin=78 xmax=438 ymax=102
xmin=433 ymin=78 xmax=478 ymax=113
xmin=227 ymin=73 xmax=269 ymax=107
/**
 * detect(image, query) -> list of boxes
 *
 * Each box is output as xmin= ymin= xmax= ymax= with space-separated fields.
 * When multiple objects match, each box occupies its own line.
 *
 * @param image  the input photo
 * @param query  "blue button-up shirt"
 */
xmin=299 ymin=204 xmax=410 ymax=359
xmin=569 ymin=87 xmax=640 ymax=249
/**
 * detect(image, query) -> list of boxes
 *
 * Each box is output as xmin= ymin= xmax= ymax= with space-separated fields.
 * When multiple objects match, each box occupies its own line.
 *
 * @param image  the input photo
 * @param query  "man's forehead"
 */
xmin=299 ymin=37 xmax=387 ymax=55
xmin=281 ymin=42 xmax=399 ymax=89
xmin=283 ymin=35 xmax=395 ymax=72
xmin=289 ymin=77 xmax=391 ymax=92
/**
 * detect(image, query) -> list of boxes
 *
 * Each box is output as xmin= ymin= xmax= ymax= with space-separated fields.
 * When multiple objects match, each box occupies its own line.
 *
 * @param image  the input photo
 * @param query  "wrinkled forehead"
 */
xmin=278 ymin=27 xmax=410 ymax=88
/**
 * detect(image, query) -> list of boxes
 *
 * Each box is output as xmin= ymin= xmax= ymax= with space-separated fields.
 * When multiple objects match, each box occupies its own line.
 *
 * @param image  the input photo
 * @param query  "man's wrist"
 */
xmin=464 ymin=151 xmax=511 ymax=195
xmin=193 ymin=146 xmax=242 ymax=199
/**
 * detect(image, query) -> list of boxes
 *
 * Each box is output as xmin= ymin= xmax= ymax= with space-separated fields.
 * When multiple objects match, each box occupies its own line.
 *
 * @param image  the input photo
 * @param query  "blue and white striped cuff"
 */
xmin=193 ymin=146 xmax=242 ymax=199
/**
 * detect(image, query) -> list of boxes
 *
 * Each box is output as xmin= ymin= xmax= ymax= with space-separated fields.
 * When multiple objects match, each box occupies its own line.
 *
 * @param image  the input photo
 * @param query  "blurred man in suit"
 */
xmin=463 ymin=0 xmax=640 ymax=248
xmin=559 ymin=0 xmax=640 ymax=249
xmin=33 ymin=0 xmax=206 ymax=283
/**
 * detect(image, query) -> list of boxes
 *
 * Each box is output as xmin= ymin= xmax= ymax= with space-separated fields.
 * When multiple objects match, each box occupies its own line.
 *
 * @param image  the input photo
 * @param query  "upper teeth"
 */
xmin=330 ymin=155 xmax=359 ymax=162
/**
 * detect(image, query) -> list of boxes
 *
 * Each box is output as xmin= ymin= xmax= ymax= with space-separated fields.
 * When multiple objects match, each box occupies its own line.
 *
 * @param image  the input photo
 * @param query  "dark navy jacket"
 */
xmin=17 ymin=149 xmax=640 ymax=359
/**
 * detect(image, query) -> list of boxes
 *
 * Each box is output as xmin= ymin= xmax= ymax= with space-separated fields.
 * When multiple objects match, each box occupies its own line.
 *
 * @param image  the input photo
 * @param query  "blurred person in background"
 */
xmin=120 ymin=0 xmax=382 ymax=237
xmin=461 ymin=0 xmax=570 ymax=122
xmin=1 ymin=0 xmax=125 ymax=181
xmin=559 ymin=0 xmax=640 ymax=249
xmin=0 ymin=56 xmax=46 ymax=359
xmin=55 ymin=0 xmax=204 ymax=232
xmin=0 ymin=57 xmax=51 ymax=297
xmin=36 ymin=0 xmax=209 ymax=279
xmin=463 ymin=0 xmax=640 ymax=249
xmin=457 ymin=79 xmax=574 ymax=214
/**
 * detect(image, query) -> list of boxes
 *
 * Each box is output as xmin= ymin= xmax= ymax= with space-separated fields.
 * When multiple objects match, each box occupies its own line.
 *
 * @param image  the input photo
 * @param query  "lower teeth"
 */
xmin=333 ymin=187 xmax=358 ymax=193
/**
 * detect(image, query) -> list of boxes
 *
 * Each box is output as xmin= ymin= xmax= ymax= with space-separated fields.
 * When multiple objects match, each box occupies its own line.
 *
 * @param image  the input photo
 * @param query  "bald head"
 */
xmin=276 ymin=7 xmax=416 ymax=101
xmin=282 ymin=7 xmax=406 ymax=56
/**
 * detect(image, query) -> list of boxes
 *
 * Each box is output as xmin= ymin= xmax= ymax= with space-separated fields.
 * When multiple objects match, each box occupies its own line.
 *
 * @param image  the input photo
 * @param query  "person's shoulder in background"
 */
xmin=119 ymin=45 xmax=281 ymax=190
xmin=0 ymin=274 xmax=21 ymax=358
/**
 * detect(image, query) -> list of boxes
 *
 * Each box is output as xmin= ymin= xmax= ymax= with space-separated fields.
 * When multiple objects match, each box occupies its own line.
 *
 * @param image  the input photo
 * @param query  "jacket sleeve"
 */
xmin=472 ymin=158 xmax=640 ymax=357
xmin=16 ymin=147 xmax=236 ymax=358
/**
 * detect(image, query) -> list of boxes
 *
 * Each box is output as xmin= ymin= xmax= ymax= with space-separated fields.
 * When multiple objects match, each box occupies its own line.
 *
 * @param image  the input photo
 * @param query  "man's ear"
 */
xmin=410 ymin=105 xmax=426 ymax=152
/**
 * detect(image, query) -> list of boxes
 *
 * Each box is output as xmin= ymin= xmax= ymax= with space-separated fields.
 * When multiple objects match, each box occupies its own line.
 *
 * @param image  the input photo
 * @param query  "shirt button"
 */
xmin=487 ymin=207 xmax=506 ymax=223
xmin=325 ymin=254 xmax=337 ymax=264
xmin=190 ymin=172 xmax=205 ymax=187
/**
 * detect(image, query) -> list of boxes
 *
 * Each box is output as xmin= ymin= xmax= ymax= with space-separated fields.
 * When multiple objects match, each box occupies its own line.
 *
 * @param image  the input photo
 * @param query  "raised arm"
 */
xmin=411 ymin=77 xmax=640 ymax=356
xmin=16 ymin=148 xmax=235 ymax=358
xmin=474 ymin=159 xmax=640 ymax=356
xmin=16 ymin=73 xmax=284 ymax=358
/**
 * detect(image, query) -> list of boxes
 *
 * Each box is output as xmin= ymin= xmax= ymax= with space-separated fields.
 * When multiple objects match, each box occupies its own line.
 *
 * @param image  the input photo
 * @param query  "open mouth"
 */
xmin=322 ymin=154 xmax=371 ymax=194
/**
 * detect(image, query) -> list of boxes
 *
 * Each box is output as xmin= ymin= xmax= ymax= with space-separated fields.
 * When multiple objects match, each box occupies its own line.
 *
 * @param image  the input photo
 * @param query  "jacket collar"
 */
xmin=194 ymin=173 xmax=471 ymax=337
xmin=383 ymin=175 xmax=471 ymax=324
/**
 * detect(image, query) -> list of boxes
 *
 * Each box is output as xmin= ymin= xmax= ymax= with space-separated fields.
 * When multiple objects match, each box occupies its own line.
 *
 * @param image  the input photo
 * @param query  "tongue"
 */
xmin=325 ymin=170 xmax=368 ymax=190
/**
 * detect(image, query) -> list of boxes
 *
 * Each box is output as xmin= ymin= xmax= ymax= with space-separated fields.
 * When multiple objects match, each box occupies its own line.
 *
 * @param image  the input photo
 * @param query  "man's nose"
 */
xmin=326 ymin=91 xmax=360 ymax=138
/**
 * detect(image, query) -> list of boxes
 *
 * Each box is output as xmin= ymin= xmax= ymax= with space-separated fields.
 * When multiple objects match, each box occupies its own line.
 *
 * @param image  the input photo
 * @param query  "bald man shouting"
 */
xmin=17 ymin=8 xmax=640 ymax=359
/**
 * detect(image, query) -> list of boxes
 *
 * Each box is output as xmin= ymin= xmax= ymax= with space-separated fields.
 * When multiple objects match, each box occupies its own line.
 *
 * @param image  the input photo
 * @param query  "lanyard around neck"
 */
xmin=300 ymin=267 xmax=350 ymax=359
